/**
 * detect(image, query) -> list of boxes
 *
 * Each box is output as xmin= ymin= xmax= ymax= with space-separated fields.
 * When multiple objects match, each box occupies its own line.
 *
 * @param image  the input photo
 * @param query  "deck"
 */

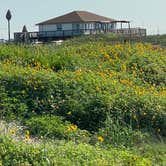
xmin=14 ymin=29 xmax=100 ymax=42
xmin=14 ymin=28 xmax=146 ymax=42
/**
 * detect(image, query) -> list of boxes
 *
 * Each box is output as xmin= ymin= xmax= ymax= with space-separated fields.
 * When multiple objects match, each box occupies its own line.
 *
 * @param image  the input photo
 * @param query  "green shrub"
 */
xmin=0 ymin=39 xmax=166 ymax=165
xmin=25 ymin=115 xmax=70 ymax=139
xmin=0 ymin=42 xmax=166 ymax=136
xmin=0 ymin=135 xmax=152 ymax=166
xmin=25 ymin=115 xmax=91 ymax=144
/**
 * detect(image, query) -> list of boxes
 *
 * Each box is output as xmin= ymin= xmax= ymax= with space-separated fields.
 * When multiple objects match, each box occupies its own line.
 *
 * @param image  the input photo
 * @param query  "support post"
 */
xmin=128 ymin=22 xmax=131 ymax=36
xmin=121 ymin=22 xmax=123 ymax=34
xmin=8 ymin=20 xmax=10 ymax=42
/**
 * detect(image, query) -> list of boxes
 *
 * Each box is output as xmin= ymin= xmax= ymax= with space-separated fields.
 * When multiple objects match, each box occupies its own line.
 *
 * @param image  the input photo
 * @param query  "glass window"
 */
xmin=57 ymin=24 xmax=62 ymax=31
xmin=85 ymin=24 xmax=87 ymax=30
xmin=72 ymin=24 xmax=80 ymax=30
xmin=85 ymin=23 xmax=91 ymax=29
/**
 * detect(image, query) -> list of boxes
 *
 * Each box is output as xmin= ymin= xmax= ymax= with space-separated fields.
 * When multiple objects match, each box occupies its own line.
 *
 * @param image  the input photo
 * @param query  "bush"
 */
xmin=0 ymin=39 xmax=166 ymax=165
xmin=0 ymin=135 xmax=152 ymax=166
xmin=25 ymin=115 xmax=70 ymax=139
xmin=0 ymin=42 xmax=165 ymax=136
xmin=25 ymin=115 xmax=91 ymax=143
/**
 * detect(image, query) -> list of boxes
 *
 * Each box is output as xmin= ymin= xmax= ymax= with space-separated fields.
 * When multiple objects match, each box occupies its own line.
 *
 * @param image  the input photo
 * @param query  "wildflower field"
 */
xmin=0 ymin=35 xmax=166 ymax=165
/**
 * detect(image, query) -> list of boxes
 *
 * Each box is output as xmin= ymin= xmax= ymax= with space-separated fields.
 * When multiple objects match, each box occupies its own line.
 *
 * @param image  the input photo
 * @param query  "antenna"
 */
xmin=157 ymin=26 xmax=160 ymax=35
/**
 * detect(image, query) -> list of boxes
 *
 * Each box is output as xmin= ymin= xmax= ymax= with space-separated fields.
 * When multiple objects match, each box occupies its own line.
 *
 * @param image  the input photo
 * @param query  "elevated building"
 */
xmin=14 ymin=10 xmax=146 ymax=42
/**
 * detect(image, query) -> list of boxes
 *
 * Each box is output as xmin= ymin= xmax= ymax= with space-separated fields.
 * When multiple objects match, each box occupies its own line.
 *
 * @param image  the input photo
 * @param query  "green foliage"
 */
xmin=64 ymin=34 xmax=166 ymax=47
xmin=25 ymin=115 xmax=70 ymax=139
xmin=25 ymin=115 xmax=91 ymax=143
xmin=0 ymin=86 xmax=28 ymax=120
xmin=0 ymin=135 xmax=153 ymax=166
xmin=0 ymin=36 xmax=166 ymax=165
xmin=139 ymin=143 xmax=166 ymax=165
xmin=0 ymin=41 xmax=166 ymax=136
xmin=96 ymin=117 xmax=150 ymax=147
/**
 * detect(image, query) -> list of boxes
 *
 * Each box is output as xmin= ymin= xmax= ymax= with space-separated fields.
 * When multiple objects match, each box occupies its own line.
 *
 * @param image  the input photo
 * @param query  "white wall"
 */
xmin=39 ymin=23 xmax=97 ymax=32
xmin=39 ymin=23 xmax=73 ymax=31
xmin=38 ymin=22 xmax=117 ymax=34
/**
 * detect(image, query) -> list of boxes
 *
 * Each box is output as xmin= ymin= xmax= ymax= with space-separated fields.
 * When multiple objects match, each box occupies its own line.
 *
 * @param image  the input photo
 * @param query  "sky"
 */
xmin=0 ymin=0 xmax=165 ymax=39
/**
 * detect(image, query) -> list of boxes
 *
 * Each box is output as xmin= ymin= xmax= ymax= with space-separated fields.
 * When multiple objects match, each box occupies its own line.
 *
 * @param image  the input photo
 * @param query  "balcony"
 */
xmin=14 ymin=28 xmax=146 ymax=42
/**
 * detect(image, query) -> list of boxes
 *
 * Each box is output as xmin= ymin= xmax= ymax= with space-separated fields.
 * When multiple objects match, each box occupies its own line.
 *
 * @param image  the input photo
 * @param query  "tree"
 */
xmin=22 ymin=25 xmax=28 ymax=33
xmin=22 ymin=25 xmax=28 ymax=43
xmin=6 ymin=9 xmax=12 ymax=42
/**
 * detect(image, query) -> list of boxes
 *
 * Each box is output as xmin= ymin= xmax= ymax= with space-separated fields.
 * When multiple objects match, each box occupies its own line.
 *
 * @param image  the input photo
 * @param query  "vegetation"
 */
xmin=0 ymin=35 xmax=166 ymax=165
xmin=64 ymin=33 xmax=166 ymax=46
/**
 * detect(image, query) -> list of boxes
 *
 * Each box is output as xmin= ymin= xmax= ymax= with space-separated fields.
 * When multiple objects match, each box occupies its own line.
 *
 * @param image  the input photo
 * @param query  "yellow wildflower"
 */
xmin=122 ymin=63 xmax=127 ymax=72
xmin=67 ymin=111 xmax=71 ymax=115
xmin=9 ymin=129 xmax=16 ymax=134
xmin=25 ymin=130 xmax=30 ymax=141
xmin=67 ymin=124 xmax=78 ymax=131
xmin=143 ymin=112 xmax=147 ymax=116
xmin=113 ymin=80 xmax=117 ymax=85
xmin=133 ymin=155 xmax=138 ymax=161
xmin=25 ymin=134 xmax=30 ymax=141
xmin=71 ymin=125 xmax=77 ymax=131
xmin=26 ymin=130 xmax=30 ymax=135
xmin=67 ymin=126 xmax=72 ymax=131
xmin=98 ymin=136 xmax=104 ymax=142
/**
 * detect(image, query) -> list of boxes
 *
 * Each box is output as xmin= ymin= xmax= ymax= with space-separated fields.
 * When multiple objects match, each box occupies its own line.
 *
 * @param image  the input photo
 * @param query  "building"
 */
xmin=38 ymin=10 xmax=116 ymax=34
xmin=14 ymin=10 xmax=146 ymax=42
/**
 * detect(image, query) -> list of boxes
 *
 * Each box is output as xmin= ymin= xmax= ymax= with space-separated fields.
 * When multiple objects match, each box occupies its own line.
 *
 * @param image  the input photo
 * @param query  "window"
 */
xmin=84 ymin=24 xmax=87 ymax=30
xmin=72 ymin=24 xmax=80 ymax=30
xmin=96 ymin=23 xmax=101 ymax=29
xmin=57 ymin=24 xmax=62 ymax=31
xmin=109 ymin=23 xmax=116 ymax=29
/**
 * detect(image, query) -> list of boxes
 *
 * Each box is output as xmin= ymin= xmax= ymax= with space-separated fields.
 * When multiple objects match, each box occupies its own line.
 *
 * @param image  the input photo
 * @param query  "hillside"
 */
xmin=0 ymin=36 xmax=166 ymax=165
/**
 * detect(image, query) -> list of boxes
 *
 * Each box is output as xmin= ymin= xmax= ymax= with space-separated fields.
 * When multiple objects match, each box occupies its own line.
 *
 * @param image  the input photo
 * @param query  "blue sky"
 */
xmin=0 ymin=0 xmax=165 ymax=38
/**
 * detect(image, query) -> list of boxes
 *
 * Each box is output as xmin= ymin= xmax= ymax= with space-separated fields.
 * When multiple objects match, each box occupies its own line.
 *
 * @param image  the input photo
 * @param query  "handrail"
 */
xmin=14 ymin=28 xmax=146 ymax=41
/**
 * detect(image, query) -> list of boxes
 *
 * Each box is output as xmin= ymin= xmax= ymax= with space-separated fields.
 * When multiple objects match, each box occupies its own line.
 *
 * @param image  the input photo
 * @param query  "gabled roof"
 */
xmin=37 ymin=11 xmax=116 ymax=25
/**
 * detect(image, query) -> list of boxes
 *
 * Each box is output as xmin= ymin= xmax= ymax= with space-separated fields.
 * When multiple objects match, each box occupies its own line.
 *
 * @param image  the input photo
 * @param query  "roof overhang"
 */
xmin=112 ymin=20 xmax=130 ymax=23
xmin=99 ymin=21 xmax=112 ymax=23
xmin=36 ymin=20 xmax=115 ymax=26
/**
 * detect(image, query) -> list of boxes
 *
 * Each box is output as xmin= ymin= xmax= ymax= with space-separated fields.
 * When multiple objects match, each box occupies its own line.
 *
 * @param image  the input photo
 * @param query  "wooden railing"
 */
xmin=14 ymin=28 xmax=146 ymax=42
xmin=109 ymin=28 xmax=146 ymax=36
xmin=14 ymin=29 xmax=101 ymax=41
